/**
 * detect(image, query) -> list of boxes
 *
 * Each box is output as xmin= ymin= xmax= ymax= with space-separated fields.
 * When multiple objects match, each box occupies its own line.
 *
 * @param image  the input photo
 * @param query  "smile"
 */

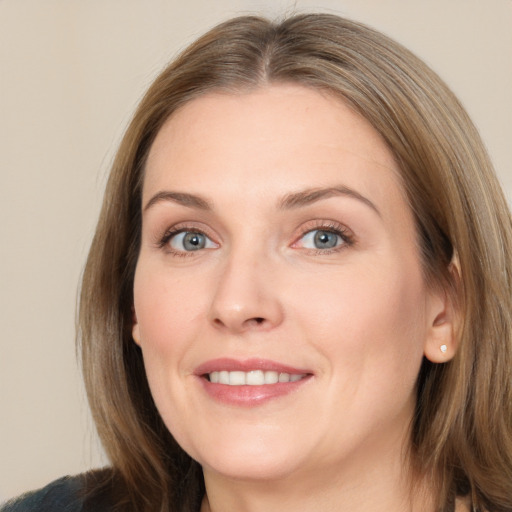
xmin=195 ymin=358 xmax=312 ymax=405
xmin=207 ymin=370 xmax=306 ymax=385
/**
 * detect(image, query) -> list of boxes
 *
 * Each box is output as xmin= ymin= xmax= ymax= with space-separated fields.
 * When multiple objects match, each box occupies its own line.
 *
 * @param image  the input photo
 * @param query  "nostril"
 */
xmin=211 ymin=315 xmax=269 ymax=331
xmin=242 ymin=317 xmax=266 ymax=328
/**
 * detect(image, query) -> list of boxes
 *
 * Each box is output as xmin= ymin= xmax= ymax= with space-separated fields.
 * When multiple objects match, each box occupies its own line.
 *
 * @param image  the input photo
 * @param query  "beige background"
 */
xmin=1 ymin=0 xmax=511 ymax=502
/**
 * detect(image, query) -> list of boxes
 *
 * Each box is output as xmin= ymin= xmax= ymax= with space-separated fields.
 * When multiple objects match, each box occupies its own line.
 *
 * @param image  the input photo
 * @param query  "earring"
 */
xmin=440 ymin=344 xmax=448 ymax=353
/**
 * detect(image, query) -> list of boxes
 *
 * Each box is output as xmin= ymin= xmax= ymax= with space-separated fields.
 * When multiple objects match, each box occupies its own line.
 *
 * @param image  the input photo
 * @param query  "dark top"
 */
xmin=0 ymin=472 xmax=120 ymax=512
xmin=1 ymin=476 xmax=85 ymax=512
xmin=0 ymin=467 xmax=206 ymax=512
xmin=1 ymin=474 xmax=468 ymax=512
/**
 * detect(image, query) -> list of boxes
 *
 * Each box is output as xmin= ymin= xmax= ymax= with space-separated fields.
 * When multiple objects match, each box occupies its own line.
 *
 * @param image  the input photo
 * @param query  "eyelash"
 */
xmin=157 ymin=221 xmax=354 ymax=257
xmin=157 ymin=226 xmax=215 ymax=257
xmin=293 ymin=220 xmax=354 ymax=255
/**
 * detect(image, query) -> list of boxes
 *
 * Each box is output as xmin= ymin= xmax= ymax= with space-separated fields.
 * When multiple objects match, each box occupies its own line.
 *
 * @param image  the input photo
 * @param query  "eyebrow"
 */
xmin=143 ymin=191 xmax=213 ymax=212
xmin=279 ymin=186 xmax=380 ymax=216
xmin=143 ymin=185 xmax=380 ymax=216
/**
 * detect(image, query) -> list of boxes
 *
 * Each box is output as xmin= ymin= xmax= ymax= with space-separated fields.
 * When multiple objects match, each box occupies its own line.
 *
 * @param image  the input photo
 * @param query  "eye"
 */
xmin=301 ymin=229 xmax=341 ymax=249
xmin=168 ymin=231 xmax=216 ymax=252
xmin=296 ymin=225 xmax=353 ymax=252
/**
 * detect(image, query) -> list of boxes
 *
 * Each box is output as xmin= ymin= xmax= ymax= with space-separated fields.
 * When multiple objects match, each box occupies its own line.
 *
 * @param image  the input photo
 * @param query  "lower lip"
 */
xmin=198 ymin=376 xmax=312 ymax=406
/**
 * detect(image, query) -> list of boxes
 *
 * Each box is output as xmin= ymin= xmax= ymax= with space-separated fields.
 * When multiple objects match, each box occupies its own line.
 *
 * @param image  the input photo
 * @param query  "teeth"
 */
xmin=246 ymin=370 xmax=265 ymax=385
xmin=207 ymin=370 xmax=306 ymax=386
xmin=230 ymin=371 xmax=246 ymax=385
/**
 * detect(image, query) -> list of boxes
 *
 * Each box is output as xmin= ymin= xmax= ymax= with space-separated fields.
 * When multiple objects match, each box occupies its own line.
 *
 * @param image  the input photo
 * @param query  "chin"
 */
xmin=186 ymin=432 xmax=308 ymax=482
xmin=201 ymin=453 xmax=302 ymax=482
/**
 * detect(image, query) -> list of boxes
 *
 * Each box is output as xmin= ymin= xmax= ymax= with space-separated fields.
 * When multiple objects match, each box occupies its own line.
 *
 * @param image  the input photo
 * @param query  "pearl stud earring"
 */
xmin=440 ymin=344 xmax=448 ymax=353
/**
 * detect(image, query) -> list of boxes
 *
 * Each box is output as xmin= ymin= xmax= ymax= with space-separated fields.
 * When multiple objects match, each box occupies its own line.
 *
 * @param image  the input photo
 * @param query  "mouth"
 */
xmin=206 ymin=370 xmax=307 ymax=385
xmin=194 ymin=358 xmax=312 ymax=406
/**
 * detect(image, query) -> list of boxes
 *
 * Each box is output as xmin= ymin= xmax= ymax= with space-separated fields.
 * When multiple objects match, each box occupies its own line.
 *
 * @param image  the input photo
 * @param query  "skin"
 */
xmin=132 ymin=84 xmax=457 ymax=511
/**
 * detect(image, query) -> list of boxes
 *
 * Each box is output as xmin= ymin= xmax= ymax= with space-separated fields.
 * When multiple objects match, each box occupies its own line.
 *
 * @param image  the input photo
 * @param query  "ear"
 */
xmin=423 ymin=257 xmax=461 ymax=363
xmin=132 ymin=305 xmax=141 ymax=346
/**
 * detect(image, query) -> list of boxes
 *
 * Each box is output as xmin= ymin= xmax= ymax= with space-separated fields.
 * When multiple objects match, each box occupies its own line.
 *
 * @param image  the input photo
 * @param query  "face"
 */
xmin=132 ymin=85 xmax=448 ymax=485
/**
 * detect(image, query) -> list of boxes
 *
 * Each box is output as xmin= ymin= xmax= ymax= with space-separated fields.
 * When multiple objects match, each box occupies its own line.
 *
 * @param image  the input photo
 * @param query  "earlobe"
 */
xmin=423 ymin=257 xmax=461 ymax=363
xmin=132 ymin=306 xmax=141 ymax=346
xmin=423 ymin=307 xmax=457 ymax=363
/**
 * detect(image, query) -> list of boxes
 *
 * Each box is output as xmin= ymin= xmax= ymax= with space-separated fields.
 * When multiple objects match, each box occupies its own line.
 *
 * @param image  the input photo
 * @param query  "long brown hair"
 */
xmin=78 ymin=14 xmax=512 ymax=511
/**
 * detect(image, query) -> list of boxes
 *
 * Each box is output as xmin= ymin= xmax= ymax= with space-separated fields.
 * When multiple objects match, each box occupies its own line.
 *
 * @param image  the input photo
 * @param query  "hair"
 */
xmin=78 ymin=13 xmax=512 ymax=512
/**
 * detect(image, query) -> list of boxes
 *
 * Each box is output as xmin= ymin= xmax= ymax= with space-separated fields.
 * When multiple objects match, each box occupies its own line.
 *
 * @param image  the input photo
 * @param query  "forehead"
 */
xmin=143 ymin=84 xmax=407 ymax=217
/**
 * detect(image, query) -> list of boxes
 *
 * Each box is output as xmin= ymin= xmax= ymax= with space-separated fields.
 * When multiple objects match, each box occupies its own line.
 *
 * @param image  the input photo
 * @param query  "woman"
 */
xmin=3 ymin=13 xmax=512 ymax=512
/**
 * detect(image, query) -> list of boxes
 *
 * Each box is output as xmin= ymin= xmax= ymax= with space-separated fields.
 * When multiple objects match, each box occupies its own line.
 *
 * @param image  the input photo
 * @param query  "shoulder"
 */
xmin=1 ymin=475 xmax=84 ymax=512
xmin=1 ymin=470 xmax=118 ymax=512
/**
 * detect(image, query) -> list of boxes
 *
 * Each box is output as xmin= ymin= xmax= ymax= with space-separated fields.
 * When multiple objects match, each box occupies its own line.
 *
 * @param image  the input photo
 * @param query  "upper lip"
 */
xmin=194 ymin=358 xmax=311 ymax=376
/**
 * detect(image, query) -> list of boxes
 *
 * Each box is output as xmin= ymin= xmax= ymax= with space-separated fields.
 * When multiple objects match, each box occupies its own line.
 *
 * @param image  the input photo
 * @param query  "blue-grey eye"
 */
xmin=170 ymin=231 xmax=215 ymax=251
xmin=301 ymin=229 xmax=342 ymax=250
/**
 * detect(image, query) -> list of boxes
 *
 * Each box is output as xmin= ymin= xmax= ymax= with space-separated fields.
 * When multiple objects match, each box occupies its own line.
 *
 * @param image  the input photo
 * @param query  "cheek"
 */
xmin=131 ymin=262 xmax=206 ymax=423
xmin=290 ymin=258 xmax=428 ymax=386
xmin=132 ymin=262 xmax=208 ymax=438
xmin=133 ymin=262 xmax=208 ymax=351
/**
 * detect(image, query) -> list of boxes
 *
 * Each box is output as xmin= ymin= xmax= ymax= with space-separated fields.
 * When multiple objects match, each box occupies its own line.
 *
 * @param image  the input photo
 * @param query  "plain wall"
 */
xmin=1 ymin=0 xmax=511 ymax=502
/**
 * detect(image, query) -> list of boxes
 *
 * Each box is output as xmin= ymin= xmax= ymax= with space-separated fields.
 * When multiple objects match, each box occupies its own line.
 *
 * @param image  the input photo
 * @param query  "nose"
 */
xmin=208 ymin=250 xmax=284 ymax=334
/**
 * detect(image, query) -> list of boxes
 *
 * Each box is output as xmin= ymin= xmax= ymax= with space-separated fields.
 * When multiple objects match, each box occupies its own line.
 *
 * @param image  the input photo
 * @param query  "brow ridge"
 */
xmin=144 ymin=191 xmax=212 ymax=212
xmin=144 ymin=186 xmax=379 ymax=216
xmin=279 ymin=186 xmax=380 ymax=216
